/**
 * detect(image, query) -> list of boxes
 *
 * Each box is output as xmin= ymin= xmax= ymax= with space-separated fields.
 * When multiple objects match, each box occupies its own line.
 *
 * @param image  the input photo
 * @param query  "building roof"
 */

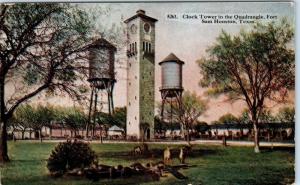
xmin=159 ymin=53 xmax=185 ymax=65
xmin=89 ymin=38 xmax=117 ymax=51
xmin=108 ymin=125 xmax=124 ymax=132
xmin=124 ymin=10 xmax=158 ymax=23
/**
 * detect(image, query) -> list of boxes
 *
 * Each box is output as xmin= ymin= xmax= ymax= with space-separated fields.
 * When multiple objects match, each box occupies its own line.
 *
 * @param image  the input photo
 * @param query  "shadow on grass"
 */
xmin=98 ymin=148 xmax=220 ymax=160
xmin=2 ymin=175 xmax=159 ymax=185
xmin=259 ymin=146 xmax=295 ymax=154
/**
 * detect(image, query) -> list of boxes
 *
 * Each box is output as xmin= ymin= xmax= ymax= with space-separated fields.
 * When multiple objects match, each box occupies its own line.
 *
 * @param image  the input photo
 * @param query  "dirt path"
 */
xmin=15 ymin=139 xmax=295 ymax=147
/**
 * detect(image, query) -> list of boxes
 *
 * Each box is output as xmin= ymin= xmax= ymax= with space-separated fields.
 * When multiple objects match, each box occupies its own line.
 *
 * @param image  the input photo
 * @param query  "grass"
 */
xmin=1 ymin=141 xmax=295 ymax=185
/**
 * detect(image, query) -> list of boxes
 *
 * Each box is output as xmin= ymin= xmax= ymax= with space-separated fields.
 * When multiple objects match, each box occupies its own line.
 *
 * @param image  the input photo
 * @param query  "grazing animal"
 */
xmin=179 ymin=147 xmax=187 ymax=164
xmin=179 ymin=145 xmax=192 ymax=164
xmin=163 ymin=147 xmax=172 ymax=164
xmin=133 ymin=146 xmax=142 ymax=155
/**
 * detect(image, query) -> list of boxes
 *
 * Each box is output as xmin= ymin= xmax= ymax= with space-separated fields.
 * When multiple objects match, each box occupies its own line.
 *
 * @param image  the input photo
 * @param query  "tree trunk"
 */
xmin=39 ymin=129 xmax=42 ymax=143
xmin=49 ymin=127 xmax=52 ymax=140
xmin=0 ymin=120 xmax=9 ymax=162
xmin=186 ymin=125 xmax=190 ymax=145
xmin=0 ymin=75 xmax=9 ymax=162
xmin=253 ymin=122 xmax=260 ymax=153
xmin=12 ymin=129 xmax=16 ymax=142
xmin=22 ymin=131 xmax=25 ymax=140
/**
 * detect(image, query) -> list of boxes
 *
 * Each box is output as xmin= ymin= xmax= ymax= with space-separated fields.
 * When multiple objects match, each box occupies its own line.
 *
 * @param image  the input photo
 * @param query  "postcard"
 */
xmin=0 ymin=1 xmax=295 ymax=185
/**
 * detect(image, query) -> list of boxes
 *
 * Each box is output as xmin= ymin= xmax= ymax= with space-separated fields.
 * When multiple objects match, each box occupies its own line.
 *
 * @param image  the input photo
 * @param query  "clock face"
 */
xmin=130 ymin=24 xmax=137 ymax=34
xmin=143 ymin=23 xmax=151 ymax=33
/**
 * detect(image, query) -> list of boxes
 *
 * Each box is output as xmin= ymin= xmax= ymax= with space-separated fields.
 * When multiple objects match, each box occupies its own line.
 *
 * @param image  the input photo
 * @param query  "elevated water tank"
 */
xmin=159 ymin=53 xmax=184 ymax=93
xmin=88 ymin=38 xmax=117 ymax=89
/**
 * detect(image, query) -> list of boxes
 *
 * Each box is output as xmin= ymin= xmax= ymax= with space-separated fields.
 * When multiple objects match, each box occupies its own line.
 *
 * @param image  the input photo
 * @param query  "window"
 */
xmin=149 ymin=43 xmax=151 ymax=52
xmin=129 ymin=102 xmax=131 ymax=106
xmin=135 ymin=96 xmax=137 ymax=100
xmin=135 ymin=76 xmax=137 ymax=79
xmin=143 ymin=42 xmax=145 ymax=51
xmin=128 ymin=121 xmax=131 ymax=125
xmin=129 ymin=82 xmax=131 ymax=86
xmin=145 ymin=42 xmax=148 ymax=52
xmin=135 ymin=116 xmax=137 ymax=120
xmin=134 ymin=42 xmax=137 ymax=52
xmin=129 ymin=63 xmax=131 ymax=67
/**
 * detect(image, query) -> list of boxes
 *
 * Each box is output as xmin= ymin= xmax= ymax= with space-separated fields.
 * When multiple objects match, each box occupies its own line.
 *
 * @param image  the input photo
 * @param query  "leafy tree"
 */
xmin=238 ymin=109 xmax=251 ymax=124
xmin=276 ymin=107 xmax=295 ymax=122
xmin=0 ymin=3 xmax=96 ymax=162
xmin=13 ymin=104 xmax=35 ymax=139
xmin=198 ymin=20 xmax=294 ymax=153
xmin=218 ymin=113 xmax=239 ymax=124
xmin=154 ymin=115 xmax=165 ymax=132
xmin=63 ymin=107 xmax=87 ymax=137
xmin=258 ymin=109 xmax=277 ymax=123
xmin=160 ymin=91 xmax=207 ymax=144
xmin=194 ymin=121 xmax=209 ymax=134
xmin=112 ymin=107 xmax=126 ymax=128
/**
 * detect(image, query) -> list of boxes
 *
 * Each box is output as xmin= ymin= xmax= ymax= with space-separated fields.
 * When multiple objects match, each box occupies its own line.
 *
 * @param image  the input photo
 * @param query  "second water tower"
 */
xmin=159 ymin=53 xmax=184 ymax=119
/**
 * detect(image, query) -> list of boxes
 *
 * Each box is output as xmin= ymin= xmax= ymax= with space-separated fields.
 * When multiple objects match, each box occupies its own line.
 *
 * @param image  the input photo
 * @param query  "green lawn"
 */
xmin=1 ymin=141 xmax=295 ymax=185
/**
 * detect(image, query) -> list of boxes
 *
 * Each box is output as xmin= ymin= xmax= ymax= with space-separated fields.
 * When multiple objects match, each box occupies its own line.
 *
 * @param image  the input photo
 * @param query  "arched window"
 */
xmin=134 ymin=42 xmax=137 ymax=53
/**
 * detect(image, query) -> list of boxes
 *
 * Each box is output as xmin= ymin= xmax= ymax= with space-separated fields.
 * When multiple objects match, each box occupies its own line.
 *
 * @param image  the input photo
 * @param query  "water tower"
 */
xmin=159 ymin=53 xmax=184 ymax=121
xmin=86 ymin=38 xmax=117 ymax=139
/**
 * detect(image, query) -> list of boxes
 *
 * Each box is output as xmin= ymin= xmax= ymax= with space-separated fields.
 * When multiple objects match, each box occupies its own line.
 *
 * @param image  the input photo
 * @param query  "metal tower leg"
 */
xmin=86 ymin=87 xmax=95 ymax=140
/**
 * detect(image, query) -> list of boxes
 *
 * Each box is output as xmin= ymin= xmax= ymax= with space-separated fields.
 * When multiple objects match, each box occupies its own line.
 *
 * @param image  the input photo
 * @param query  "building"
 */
xmin=124 ymin=10 xmax=157 ymax=139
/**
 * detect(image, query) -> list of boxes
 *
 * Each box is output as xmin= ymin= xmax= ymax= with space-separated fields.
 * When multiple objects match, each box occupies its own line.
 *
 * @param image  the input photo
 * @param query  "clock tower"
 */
xmin=124 ymin=10 xmax=157 ymax=140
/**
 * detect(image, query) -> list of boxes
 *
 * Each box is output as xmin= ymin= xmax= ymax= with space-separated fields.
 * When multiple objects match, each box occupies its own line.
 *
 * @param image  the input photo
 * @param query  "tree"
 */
xmin=194 ymin=121 xmax=209 ymax=134
xmin=13 ymin=104 xmax=35 ymax=139
xmin=0 ymin=4 xmax=95 ymax=162
xmin=112 ymin=107 xmax=126 ymax=129
xmin=160 ymin=91 xmax=207 ymax=144
xmin=258 ymin=109 xmax=277 ymax=123
xmin=198 ymin=19 xmax=294 ymax=153
xmin=63 ymin=107 xmax=87 ymax=137
xmin=276 ymin=107 xmax=295 ymax=122
xmin=218 ymin=113 xmax=239 ymax=124
xmin=238 ymin=108 xmax=251 ymax=124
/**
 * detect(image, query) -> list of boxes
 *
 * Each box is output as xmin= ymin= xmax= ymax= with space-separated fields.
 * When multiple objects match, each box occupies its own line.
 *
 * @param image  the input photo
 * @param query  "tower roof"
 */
xmin=89 ymin=38 xmax=117 ymax=51
xmin=159 ymin=53 xmax=185 ymax=65
xmin=124 ymin=9 xmax=158 ymax=23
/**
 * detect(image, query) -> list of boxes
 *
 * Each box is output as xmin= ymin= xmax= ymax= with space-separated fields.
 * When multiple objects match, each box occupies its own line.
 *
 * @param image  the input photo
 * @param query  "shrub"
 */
xmin=47 ymin=140 xmax=97 ymax=176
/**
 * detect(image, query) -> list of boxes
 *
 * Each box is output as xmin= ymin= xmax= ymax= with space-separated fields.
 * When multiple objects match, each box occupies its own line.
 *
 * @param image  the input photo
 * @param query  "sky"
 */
xmin=36 ymin=2 xmax=295 ymax=123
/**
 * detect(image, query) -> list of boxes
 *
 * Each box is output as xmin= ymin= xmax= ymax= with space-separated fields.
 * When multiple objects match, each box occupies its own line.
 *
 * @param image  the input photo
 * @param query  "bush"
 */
xmin=47 ymin=140 xmax=97 ymax=176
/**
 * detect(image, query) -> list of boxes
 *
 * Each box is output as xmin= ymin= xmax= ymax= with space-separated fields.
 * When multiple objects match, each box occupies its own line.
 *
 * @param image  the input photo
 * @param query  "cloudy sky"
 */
xmin=43 ymin=2 xmax=295 ymax=123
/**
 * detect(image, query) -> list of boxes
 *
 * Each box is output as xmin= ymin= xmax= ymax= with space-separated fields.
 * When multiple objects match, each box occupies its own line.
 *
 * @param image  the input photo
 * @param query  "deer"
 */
xmin=163 ymin=146 xmax=172 ymax=164
xmin=133 ymin=146 xmax=142 ymax=155
xmin=179 ymin=145 xmax=192 ymax=164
